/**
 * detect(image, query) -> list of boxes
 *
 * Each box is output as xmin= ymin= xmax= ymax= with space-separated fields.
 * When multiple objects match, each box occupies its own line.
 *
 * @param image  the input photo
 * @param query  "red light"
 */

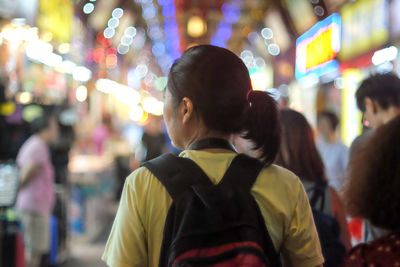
xmin=103 ymin=38 xmax=112 ymax=47
xmin=96 ymin=33 xmax=112 ymax=47
xmin=94 ymin=48 xmax=105 ymax=63
xmin=96 ymin=32 xmax=104 ymax=42
xmin=107 ymin=47 xmax=117 ymax=55
xmin=98 ymin=70 xmax=108 ymax=79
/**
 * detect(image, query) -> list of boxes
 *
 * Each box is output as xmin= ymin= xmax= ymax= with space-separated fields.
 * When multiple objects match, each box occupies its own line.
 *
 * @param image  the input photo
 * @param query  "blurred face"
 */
xmin=163 ymin=89 xmax=183 ymax=149
xmin=46 ymin=117 xmax=59 ymax=144
xmin=317 ymin=117 xmax=333 ymax=137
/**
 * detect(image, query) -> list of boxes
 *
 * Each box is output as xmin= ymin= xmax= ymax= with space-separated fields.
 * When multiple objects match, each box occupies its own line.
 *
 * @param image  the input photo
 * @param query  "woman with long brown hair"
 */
xmin=275 ymin=109 xmax=351 ymax=265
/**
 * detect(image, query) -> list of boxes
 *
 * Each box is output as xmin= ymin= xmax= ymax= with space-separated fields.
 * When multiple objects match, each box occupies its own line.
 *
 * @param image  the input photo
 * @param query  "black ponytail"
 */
xmin=167 ymin=45 xmax=280 ymax=165
xmin=243 ymin=90 xmax=280 ymax=166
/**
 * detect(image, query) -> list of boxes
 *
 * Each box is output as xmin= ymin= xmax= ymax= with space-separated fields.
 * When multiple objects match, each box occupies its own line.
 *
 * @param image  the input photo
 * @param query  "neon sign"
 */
xmin=296 ymin=13 xmax=341 ymax=80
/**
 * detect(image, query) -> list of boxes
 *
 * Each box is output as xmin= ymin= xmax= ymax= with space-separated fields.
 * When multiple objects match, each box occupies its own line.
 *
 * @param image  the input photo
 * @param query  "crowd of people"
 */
xmin=13 ymin=45 xmax=400 ymax=267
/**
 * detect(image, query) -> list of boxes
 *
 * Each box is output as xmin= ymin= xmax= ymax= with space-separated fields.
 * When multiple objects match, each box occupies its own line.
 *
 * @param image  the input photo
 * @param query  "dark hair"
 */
xmin=317 ymin=110 xmax=339 ymax=130
xmin=356 ymin=73 xmax=400 ymax=112
xmin=167 ymin=45 xmax=280 ymax=166
xmin=343 ymin=115 xmax=400 ymax=231
xmin=275 ymin=109 xmax=326 ymax=182
xmin=31 ymin=114 xmax=55 ymax=134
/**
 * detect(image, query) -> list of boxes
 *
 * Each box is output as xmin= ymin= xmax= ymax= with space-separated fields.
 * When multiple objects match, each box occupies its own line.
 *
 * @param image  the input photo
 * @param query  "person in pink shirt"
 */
xmin=16 ymin=114 xmax=59 ymax=267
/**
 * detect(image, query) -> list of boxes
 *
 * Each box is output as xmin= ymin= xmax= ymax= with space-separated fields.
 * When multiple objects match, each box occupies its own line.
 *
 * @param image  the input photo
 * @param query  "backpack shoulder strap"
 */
xmin=142 ymin=153 xmax=213 ymax=200
xmin=309 ymin=182 xmax=326 ymax=211
xmin=218 ymin=154 xmax=264 ymax=191
xmin=218 ymin=154 xmax=282 ymax=266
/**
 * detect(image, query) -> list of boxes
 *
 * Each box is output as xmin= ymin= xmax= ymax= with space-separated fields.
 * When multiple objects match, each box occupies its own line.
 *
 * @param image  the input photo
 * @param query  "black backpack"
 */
xmin=308 ymin=182 xmax=346 ymax=267
xmin=143 ymin=153 xmax=282 ymax=267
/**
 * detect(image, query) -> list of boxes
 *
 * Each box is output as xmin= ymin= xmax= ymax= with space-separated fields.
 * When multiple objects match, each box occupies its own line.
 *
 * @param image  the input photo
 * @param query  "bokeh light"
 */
xmin=187 ymin=16 xmax=207 ymax=38
xmin=83 ymin=3 xmax=95 ymax=14
xmin=112 ymin=8 xmax=124 ymax=19
xmin=76 ymin=86 xmax=88 ymax=102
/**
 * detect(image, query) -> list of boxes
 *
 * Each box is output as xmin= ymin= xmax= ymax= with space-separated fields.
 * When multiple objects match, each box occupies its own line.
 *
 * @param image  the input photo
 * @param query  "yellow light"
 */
xmin=187 ymin=16 xmax=207 ymax=38
xmin=0 ymin=102 xmax=16 ymax=116
xmin=153 ymin=102 xmax=164 ymax=116
xmin=129 ymin=106 xmax=144 ymax=121
xmin=42 ymin=32 xmax=53 ymax=42
xmin=250 ymin=72 xmax=268 ymax=91
xmin=136 ymin=111 xmax=149 ymax=126
xmin=106 ymin=54 xmax=118 ymax=69
xmin=76 ymin=85 xmax=88 ymax=102
xmin=2 ymin=27 xmax=23 ymax=47
xmin=17 ymin=92 xmax=33 ymax=104
xmin=341 ymin=69 xmax=363 ymax=146
xmin=58 ymin=43 xmax=70 ymax=54
xmin=143 ymin=97 xmax=164 ymax=115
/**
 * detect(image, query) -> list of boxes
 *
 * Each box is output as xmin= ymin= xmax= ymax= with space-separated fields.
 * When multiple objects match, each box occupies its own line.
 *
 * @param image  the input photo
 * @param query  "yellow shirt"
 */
xmin=102 ymin=150 xmax=324 ymax=267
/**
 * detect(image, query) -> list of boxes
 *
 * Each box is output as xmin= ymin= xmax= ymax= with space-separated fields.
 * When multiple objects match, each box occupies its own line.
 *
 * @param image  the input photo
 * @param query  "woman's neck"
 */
xmin=183 ymin=131 xmax=234 ymax=152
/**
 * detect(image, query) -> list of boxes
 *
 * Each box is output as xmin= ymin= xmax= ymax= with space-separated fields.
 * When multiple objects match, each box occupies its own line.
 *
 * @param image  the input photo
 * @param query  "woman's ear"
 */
xmin=181 ymin=97 xmax=194 ymax=124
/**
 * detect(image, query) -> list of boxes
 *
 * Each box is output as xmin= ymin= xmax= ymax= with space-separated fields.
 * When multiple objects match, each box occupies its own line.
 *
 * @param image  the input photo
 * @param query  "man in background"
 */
xmin=349 ymin=72 xmax=400 ymax=242
xmin=16 ymin=114 xmax=59 ymax=267
xmin=350 ymin=72 xmax=400 ymax=157
xmin=316 ymin=111 xmax=349 ymax=192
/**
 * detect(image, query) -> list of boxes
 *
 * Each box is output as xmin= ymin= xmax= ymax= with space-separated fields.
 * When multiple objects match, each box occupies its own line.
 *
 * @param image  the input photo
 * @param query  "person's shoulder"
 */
xmin=125 ymin=166 xmax=160 ymax=191
xmin=349 ymin=129 xmax=375 ymax=158
xmin=22 ymin=135 xmax=38 ymax=146
xmin=368 ymin=232 xmax=400 ymax=247
xmin=18 ymin=136 xmax=41 ymax=156
xmin=258 ymin=164 xmax=302 ymax=192
xmin=351 ymin=232 xmax=399 ymax=252
xmin=262 ymin=164 xmax=299 ymax=180
xmin=344 ymin=232 xmax=400 ymax=265
xmin=350 ymin=129 xmax=374 ymax=149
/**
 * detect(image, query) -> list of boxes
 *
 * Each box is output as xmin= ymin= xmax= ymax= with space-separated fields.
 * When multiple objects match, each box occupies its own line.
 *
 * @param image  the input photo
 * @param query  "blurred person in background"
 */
xmin=342 ymin=114 xmax=400 ymax=266
xmin=93 ymin=115 xmax=113 ymax=155
xmin=349 ymin=73 xmax=400 ymax=242
xmin=16 ymin=113 xmax=59 ymax=267
xmin=103 ymin=45 xmax=324 ymax=267
xmin=275 ymin=109 xmax=351 ymax=266
xmin=350 ymin=73 xmax=400 ymax=158
xmin=141 ymin=115 xmax=168 ymax=162
xmin=316 ymin=111 xmax=349 ymax=192
xmin=129 ymin=114 xmax=168 ymax=171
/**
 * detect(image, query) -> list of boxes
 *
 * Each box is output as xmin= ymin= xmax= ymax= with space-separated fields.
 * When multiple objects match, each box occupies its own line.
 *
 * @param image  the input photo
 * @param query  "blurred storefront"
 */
xmin=287 ymin=0 xmax=400 ymax=146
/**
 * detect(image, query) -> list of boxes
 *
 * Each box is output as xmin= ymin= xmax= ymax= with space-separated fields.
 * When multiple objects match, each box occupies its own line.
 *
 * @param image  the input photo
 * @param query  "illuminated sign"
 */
xmin=339 ymin=0 xmax=389 ymax=61
xmin=295 ymin=13 xmax=341 ymax=80
xmin=37 ymin=0 xmax=74 ymax=42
